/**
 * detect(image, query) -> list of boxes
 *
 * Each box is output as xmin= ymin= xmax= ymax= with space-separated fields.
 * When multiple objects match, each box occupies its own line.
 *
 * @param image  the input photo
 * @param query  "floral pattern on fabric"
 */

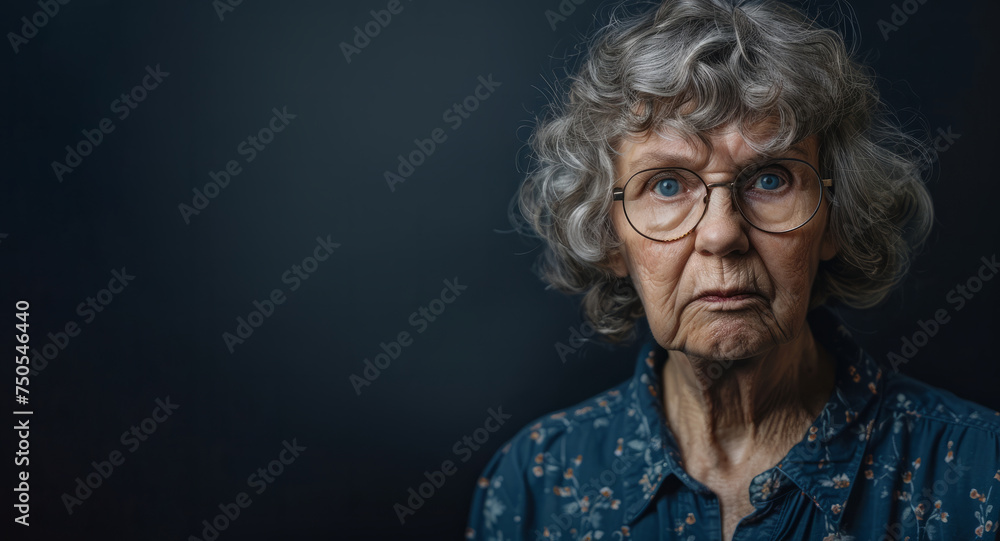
xmin=466 ymin=308 xmax=1000 ymax=540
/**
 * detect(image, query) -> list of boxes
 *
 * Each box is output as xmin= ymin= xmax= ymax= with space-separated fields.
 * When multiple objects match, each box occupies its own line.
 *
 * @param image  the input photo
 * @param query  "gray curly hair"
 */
xmin=514 ymin=0 xmax=934 ymax=343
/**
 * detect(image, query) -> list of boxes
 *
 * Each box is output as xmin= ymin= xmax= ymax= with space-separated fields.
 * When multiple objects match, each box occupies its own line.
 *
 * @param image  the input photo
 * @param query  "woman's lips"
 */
xmin=694 ymin=289 xmax=762 ymax=308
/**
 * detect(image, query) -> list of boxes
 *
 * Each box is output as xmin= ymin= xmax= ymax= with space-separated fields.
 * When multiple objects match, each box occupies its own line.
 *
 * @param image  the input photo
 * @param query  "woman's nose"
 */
xmin=693 ymin=185 xmax=750 ymax=257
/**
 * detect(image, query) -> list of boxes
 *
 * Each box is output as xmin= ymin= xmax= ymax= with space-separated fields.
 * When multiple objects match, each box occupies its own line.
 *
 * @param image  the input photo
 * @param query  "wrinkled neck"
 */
xmin=661 ymin=324 xmax=835 ymax=469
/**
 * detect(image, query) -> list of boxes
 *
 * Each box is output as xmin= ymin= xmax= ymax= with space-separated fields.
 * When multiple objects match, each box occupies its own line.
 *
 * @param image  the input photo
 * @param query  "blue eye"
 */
xmin=754 ymin=173 xmax=783 ymax=190
xmin=654 ymin=178 xmax=681 ymax=197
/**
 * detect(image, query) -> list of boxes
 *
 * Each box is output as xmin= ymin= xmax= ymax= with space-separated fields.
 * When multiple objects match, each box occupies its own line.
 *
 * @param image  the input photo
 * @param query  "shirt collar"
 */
xmin=618 ymin=306 xmax=886 ymax=527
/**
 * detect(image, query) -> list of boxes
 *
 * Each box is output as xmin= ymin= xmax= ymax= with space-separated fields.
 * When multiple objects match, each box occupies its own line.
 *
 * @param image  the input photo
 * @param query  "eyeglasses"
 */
xmin=612 ymin=158 xmax=833 ymax=242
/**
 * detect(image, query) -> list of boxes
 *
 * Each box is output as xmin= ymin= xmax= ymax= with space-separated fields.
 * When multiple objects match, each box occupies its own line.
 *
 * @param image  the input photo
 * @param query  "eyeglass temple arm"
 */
xmin=822 ymin=179 xmax=833 ymax=187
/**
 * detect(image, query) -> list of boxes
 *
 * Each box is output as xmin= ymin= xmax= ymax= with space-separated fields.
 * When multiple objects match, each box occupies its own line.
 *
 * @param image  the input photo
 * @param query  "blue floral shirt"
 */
xmin=467 ymin=308 xmax=1000 ymax=540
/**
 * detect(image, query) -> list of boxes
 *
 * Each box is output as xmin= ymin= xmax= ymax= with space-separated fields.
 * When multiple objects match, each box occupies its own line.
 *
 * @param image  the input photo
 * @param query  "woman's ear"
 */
xmin=606 ymin=248 xmax=630 ymax=278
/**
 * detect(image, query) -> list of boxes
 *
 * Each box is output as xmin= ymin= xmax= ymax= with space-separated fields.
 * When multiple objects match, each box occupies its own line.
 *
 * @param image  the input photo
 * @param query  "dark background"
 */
xmin=2 ymin=0 xmax=997 ymax=539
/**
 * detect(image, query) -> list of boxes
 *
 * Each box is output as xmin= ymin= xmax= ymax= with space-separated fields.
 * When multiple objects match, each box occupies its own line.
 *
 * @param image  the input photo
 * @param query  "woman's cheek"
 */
xmin=760 ymin=236 xmax=821 ymax=311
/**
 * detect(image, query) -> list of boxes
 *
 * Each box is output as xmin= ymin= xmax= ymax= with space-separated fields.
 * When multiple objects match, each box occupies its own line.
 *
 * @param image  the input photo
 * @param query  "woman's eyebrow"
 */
xmin=625 ymin=144 xmax=811 ymax=175
xmin=625 ymin=152 xmax=695 ymax=174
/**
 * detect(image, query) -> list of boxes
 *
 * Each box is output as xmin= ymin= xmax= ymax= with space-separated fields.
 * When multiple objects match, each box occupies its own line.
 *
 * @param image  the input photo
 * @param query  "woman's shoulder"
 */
xmin=486 ymin=376 xmax=638 ymax=469
xmin=879 ymin=369 xmax=1000 ymax=435
xmin=867 ymin=369 xmax=1000 ymax=476
xmin=852 ymin=371 xmax=1000 ymax=539
xmin=466 ymin=377 xmax=644 ymax=538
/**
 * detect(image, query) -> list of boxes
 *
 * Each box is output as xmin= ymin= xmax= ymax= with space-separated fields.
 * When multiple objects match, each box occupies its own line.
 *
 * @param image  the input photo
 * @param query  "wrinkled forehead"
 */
xmin=612 ymin=118 xmax=819 ymax=180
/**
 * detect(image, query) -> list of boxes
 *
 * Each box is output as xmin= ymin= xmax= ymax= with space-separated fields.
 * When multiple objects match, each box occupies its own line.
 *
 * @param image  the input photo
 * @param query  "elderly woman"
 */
xmin=466 ymin=1 xmax=1000 ymax=540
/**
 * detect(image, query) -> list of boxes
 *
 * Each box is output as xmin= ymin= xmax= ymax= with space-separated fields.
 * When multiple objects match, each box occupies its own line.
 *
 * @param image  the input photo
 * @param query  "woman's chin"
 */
xmin=677 ymin=315 xmax=780 ymax=361
xmin=690 ymin=339 xmax=768 ymax=362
